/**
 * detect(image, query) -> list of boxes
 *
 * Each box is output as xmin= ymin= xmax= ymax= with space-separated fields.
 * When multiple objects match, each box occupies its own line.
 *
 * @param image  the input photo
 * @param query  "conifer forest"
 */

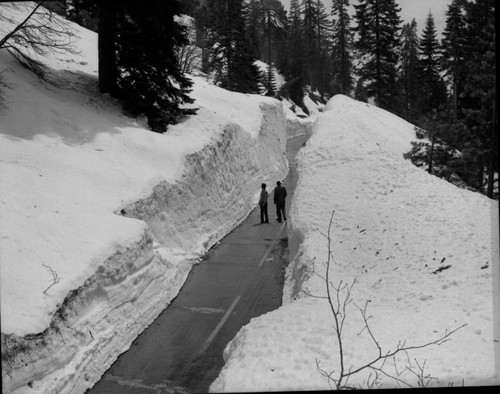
xmin=1 ymin=0 xmax=497 ymax=199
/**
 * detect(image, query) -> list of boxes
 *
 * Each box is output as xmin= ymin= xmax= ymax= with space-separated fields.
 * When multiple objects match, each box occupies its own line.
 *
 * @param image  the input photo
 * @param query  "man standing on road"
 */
xmin=259 ymin=183 xmax=269 ymax=224
xmin=273 ymin=181 xmax=287 ymax=223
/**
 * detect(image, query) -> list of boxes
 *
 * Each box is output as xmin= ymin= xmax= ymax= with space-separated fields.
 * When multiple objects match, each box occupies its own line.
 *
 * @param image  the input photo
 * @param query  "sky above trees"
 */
xmin=281 ymin=0 xmax=451 ymax=35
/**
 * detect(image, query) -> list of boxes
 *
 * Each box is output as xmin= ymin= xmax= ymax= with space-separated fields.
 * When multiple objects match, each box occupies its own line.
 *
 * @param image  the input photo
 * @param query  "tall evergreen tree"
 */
xmin=261 ymin=1 xmax=286 ymax=96
xmin=353 ymin=0 xmax=402 ymax=109
xmin=461 ymin=0 xmax=496 ymax=197
xmin=193 ymin=3 xmax=210 ymax=73
xmin=264 ymin=63 xmax=278 ymax=96
xmin=179 ymin=0 xmax=201 ymax=17
xmin=114 ymin=0 xmax=195 ymax=132
xmin=75 ymin=0 xmax=195 ymax=132
xmin=97 ymin=0 xmax=119 ymax=96
xmin=206 ymin=0 xmax=261 ymax=93
xmin=301 ymin=0 xmax=319 ymax=87
xmin=313 ymin=0 xmax=332 ymax=96
xmin=245 ymin=0 xmax=287 ymax=66
xmin=67 ymin=0 xmax=99 ymax=32
xmin=262 ymin=0 xmax=287 ymax=66
xmin=246 ymin=0 xmax=263 ymax=60
xmin=440 ymin=0 xmax=467 ymax=120
xmin=330 ymin=0 xmax=353 ymax=95
xmin=301 ymin=0 xmax=330 ymax=93
xmin=419 ymin=11 xmax=446 ymax=114
xmin=281 ymin=0 xmax=306 ymax=105
xmin=397 ymin=19 xmax=421 ymax=122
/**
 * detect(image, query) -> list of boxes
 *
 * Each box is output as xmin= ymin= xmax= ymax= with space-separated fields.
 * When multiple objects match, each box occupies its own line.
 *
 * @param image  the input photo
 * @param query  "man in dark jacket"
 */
xmin=258 ymin=183 xmax=269 ymax=224
xmin=273 ymin=181 xmax=287 ymax=223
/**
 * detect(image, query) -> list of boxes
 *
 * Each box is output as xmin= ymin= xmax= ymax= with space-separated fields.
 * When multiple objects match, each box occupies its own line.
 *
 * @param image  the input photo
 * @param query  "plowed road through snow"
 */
xmin=88 ymin=134 xmax=309 ymax=393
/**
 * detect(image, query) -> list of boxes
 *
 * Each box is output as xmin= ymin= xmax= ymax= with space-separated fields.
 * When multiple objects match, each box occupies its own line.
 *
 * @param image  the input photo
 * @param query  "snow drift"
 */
xmin=210 ymin=95 xmax=499 ymax=391
xmin=0 ymin=4 xmax=293 ymax=393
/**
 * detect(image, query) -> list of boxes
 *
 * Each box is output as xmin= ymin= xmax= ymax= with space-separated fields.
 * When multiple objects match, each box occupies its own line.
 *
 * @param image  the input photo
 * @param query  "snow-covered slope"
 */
xmin=210 ymin=95 xmax=499 ymax=391
xmin=0 ymin=4 xmax=292 ymax=393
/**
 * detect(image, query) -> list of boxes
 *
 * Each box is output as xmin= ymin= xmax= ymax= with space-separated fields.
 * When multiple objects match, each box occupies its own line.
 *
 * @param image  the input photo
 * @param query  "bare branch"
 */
xmin=300 ymin=289 xmax=328 ymax=299
xmin=42 ymin=264 xmax=62 ymax=294
xmin=314 ymin=209 xmax=467 ymax=389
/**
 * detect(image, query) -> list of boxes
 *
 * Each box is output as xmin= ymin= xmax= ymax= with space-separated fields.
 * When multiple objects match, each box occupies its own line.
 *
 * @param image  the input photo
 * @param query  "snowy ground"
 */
xmin=0 ymin=4 xmax=299 ymax=393
xmin=210 ymin=96 xmax=500 ymax=391
xmin=2 ymin=3 xmax=498 ymax=393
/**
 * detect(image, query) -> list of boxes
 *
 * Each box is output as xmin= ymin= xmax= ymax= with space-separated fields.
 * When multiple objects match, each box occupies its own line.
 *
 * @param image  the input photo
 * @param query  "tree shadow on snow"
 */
xmin=0 ymin=54 xmax=144 ymax=145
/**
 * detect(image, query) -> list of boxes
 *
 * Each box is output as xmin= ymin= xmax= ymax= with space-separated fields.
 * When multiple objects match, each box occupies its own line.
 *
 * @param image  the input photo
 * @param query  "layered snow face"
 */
xmin=123 ymin=103 xmax=289 ymax=255
xmin=2 ymin=231 xmax=194 ymax=394
xmin=0 ymin=4 xmax=289 ymax=393
xmin=211 ymin=95 xmax=499 ymax=391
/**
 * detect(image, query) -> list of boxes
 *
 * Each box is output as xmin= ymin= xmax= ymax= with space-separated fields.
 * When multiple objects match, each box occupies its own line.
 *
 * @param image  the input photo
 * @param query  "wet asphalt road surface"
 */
xmin=88 ymin=135 xmax=309 ymax=393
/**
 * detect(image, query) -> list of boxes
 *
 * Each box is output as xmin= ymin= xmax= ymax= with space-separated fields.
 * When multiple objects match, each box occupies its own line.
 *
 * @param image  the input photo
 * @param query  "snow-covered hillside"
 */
xmin=0 ymin=4 xmax=301 ymax=393
xmin=211 ymin=96 xmax=500 ymax=390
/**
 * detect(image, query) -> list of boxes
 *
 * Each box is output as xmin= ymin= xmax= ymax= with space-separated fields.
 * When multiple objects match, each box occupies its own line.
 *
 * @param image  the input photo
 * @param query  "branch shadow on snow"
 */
xmin=0 ymin=53 xmax=144 ymax=145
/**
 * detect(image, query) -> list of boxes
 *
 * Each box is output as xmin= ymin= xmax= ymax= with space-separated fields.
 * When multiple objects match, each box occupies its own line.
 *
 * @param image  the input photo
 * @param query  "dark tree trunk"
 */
xmin=486 ymin=72 xmax=497 ymax=198
xmin=98 ymin=2 xmax=118 ymax=96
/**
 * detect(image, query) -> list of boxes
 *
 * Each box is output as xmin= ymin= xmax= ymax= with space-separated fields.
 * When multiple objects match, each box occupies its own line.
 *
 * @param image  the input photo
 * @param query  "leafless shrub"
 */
xmin=174 ymin=15 xmax=201 ymax=75
xmin=312 ymin=211 xmax=466 ymax=389
xmin=176 ymin=43 xmax=201 ymax=75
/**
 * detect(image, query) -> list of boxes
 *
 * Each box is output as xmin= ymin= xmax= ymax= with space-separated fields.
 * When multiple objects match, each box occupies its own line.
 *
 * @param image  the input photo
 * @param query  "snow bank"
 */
xmin=0 ymin=4 xmax=288 ymax=393
xmin=302 ymin=93 xmax=324 ymax=116
xmin=211 ymin=95 xmax=499 ymax=391
xmin=283 ymin=100 xmax=314 ymax=139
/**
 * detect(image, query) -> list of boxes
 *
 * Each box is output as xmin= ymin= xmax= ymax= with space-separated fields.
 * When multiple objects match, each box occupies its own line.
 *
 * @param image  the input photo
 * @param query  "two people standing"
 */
xmin=259 ymin=181 xmax=287 ymax=224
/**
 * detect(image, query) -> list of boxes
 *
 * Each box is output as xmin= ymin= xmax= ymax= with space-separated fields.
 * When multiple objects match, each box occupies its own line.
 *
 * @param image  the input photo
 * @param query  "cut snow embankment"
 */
xmin=0 ymin=5 xmax=289 ymax=392
xmin=210 ymin=95 xmax=499 ymax=391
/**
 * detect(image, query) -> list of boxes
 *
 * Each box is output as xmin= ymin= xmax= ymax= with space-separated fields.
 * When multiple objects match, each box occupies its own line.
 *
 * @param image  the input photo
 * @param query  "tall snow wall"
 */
xmin=1 ymin=101 xmax=288 ymax=394
xmin=124 ymin=103 xmax=288 ymax=253
xmin=282 ymin=94 xmax=419 ymax=303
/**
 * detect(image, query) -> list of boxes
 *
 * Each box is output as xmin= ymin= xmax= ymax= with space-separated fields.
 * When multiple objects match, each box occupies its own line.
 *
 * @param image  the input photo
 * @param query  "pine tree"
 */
xmin=246 ymin=0 xmax=263 ymax=60
xmin=67 ymin=0 xmax=99 ymax=32
xmin=193 ymin=3 xmax=210 ymax=73
xmin=206 ymin=0 xmax=261 ymax=94
xmin=330 ymin=0 xmax=353 ymax=95
xmin=281 ymin=0 xmax=306 ymax=106
xmin=313 ymin=0 xmax=332 ymax=96
xmin=264 ymin=63 xmax=278 ymax=96
xmin=244 ymin=0 xmax=287 ymax=69
xmin=178 ymin=0 xmax=201 ymax=17
xmin=114 ymin=0 xmax=195 ymax=132
xmin=260 ymin=1 xmax=286 ymax=97
xmin=301 ymin=0 xmax=330 ymax=94
xmin=440 ymin=0 xmax=467 ymax=120
xmin=461 ymin=0 xmax=496 ymax=197
xmin=419 ymin=11 xmax=446 ymax=114
xmin=97 ymin=0 xmax=119 ymax=96
xmin=302 ymin=0 xmax=318 ymax=87
xmin=404 ymin=111 xmax=469 ymax=184
xmin=397 ymin=19 xmax=421 ymax=122
xmin=68 ymin=0 xmax=195 ymax=132
xmin=262 ymin=0 xmax=287 ymax=66
xmin=70 ymin=0 xmax=195 ymax=131
xmin=353 ymin=0 xmax=402 ymax=109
